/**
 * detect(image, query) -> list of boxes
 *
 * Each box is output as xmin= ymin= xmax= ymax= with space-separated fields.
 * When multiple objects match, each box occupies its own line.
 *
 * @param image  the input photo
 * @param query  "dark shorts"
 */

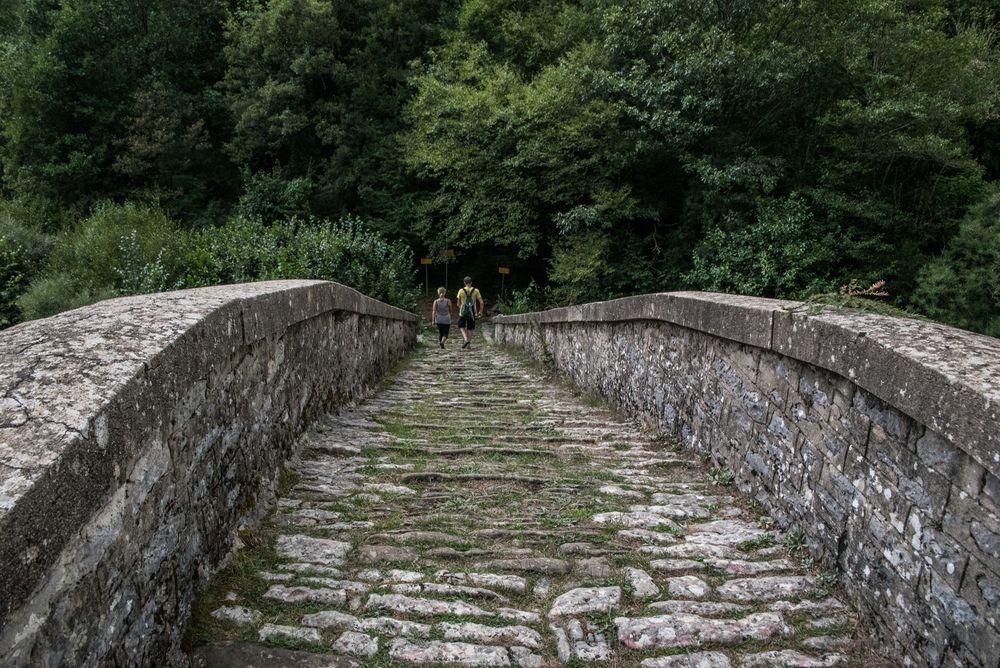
xmin=437 ymin=323 xmax=450 ymax=338
xmin=458 ymin=315 xmax=476 ymax=330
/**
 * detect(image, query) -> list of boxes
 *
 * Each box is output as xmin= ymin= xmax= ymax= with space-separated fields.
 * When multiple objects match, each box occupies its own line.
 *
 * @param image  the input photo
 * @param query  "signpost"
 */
xmin=420 ymin=257 xmax=433 ymax=295
xmin=498 ymin=266 xmax=510 ymax=299
xmin=442 ymin=249 xmax=455 ymax=289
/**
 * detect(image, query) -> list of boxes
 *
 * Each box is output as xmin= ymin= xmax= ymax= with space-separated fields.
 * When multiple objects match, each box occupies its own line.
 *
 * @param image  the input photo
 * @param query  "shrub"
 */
xmin=548 ymin=231 xmax=611 ymax=306
xmin=495 ymin=279 xmax=547 ymax=315
xmin=0 ymin=237 xmax=25 ymax=327
xmin=685 ymin=195 xmax=839 ymax=299
xmin=235 ymin=170 xmax=314 ymax=223
xmin=13 ymin=203 xmax=419 ymax=323
xmin=0 ymin=198 xmax=55 ymax=327
xmin=185 ymin=215 xmax=418 ymax=310
xmin=16 ymin=273 xmax=116 ymax=322
xmin=17 ymin=201 xmax=186 ymax=320
xmin=911 ymin=193 xmax=1000 ymax=337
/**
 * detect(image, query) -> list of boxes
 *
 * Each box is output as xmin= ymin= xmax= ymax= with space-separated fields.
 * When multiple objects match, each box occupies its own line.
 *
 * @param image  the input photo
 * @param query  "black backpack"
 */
xmin=460 ymin=288 xmax=476 ymax=318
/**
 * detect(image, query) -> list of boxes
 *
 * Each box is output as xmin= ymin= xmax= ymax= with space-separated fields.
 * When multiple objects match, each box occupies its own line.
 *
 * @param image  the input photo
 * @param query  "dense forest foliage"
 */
xmin=1 ymin=0 xmax=998 ymax=336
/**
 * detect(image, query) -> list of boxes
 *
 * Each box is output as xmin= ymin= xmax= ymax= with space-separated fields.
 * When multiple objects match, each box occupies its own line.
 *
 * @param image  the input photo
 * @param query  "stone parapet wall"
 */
xmin=0 ymin=280 xmax=417 ymax=666
xmin=491 ymin=292 xmax=1000 ymax=667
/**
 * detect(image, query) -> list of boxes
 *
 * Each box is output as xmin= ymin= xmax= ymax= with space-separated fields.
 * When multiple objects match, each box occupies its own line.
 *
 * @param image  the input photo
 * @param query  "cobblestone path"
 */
xmin=189 ymin=342 xmax=862 ymax=667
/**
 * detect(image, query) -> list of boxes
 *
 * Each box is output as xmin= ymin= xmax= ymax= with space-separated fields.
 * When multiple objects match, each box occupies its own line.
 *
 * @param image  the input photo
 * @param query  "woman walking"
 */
xmin=431 ymin=287 xmax=453 ymax=348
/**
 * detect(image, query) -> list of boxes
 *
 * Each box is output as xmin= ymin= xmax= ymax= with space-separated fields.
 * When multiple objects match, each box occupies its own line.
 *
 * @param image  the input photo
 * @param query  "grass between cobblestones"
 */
xmin=184 ymin=336 xmax=877 ymax=666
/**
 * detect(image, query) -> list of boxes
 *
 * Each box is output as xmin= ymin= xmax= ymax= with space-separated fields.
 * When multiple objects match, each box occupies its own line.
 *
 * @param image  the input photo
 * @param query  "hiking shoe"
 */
xmin=439 ymin=340 xmax=445 ymax=349
xmin=462 ymin=341 xmax=470 ymax=349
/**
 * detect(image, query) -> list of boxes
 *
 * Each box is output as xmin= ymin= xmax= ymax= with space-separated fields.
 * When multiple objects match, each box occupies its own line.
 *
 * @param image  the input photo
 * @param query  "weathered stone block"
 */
xmin=860 ymin=472 xmax=912 ymax=538
xmin=983 ymin=470 xmax=1000 ymax=516
xmin=898 ymin=466 xmax=950 ymax=522
xmin=793 ymin=407 xmax=852 ymax=471
xmin=904 ymin=507 xmax=969 ymax=592
xmin=943 ymin=491 xmax=1000 ymax=570
xmin=813 ymin=464 xmax=855 ymax=529
xmin=926 ymin=568 xmax=1000 ymax=668
xmin=941 ymin=640 xmax=998 ymax=668
xmin=959 ymin=555 xmax=1000 ymax=633
xmin=753 ymin=358 xmax=792 ymax=413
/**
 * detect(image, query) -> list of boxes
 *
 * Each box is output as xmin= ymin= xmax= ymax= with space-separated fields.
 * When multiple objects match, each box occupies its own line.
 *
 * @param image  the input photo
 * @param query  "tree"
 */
xmin=402 ymin=0 xmax=675 ymax=299
xmin=0 ymin=0 xmax=235 ymax=223
xmin=602 ymin=0 xmax=997 ymax=298
xmin=685 ymin=194 xmax=844 ymax=298
xmin=911 ymin=190 xmax=1000 ymax=336
xmin=222 ymin=0 xmax=456 ymax=231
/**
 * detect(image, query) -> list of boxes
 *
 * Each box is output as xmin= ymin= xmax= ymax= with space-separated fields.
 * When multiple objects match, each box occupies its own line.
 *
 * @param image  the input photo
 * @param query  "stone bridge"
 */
xmin=0 ymin=281 xmax=997 ymax=667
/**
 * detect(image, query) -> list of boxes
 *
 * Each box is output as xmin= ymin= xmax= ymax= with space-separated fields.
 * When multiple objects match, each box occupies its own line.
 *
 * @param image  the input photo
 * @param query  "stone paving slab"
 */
xmin=186 ymin=340 xmax=867 ymax=666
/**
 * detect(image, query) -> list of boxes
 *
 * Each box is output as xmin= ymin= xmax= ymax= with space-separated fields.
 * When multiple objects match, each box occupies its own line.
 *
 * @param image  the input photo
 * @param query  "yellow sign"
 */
xmin=420 ymin=257 xmax=433 ymax=265
xmin=498 ymin=267 xmax=510 ymax=275
xmin=442 ymin=249 xmax=456 ymax=259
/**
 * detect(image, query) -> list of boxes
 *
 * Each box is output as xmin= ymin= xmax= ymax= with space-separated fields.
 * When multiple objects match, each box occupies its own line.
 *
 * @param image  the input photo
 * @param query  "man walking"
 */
xmin=456 ymin=276 xmax=484 ymax=349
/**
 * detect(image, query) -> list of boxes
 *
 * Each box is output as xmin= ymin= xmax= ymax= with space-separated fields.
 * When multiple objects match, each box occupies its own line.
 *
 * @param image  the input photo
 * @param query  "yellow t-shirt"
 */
xmin=456 ymin=287 xmax=482 ymax=313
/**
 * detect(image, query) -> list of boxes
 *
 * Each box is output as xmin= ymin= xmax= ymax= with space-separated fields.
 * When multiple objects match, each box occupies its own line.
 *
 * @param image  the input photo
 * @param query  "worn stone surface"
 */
xmin=357 ymin=544 xmax=418 ymax=563
xmin=475 ymin=558 xmax=571 ymax=575
xmin=551 ymin=624 xmax=571 ymax=663
xmin=640 ymin=652 xmax=732 ymax=668
xmin=330 ymin=631 xmax=377 ymax=658
xmin=358 ymin=617 xmax=433 ymax=638
xmin=562 ymin=617 xmax=613 ymax=661
xmin=300 ymin=611 xmax=358 ymax=629
xmin=549 ymin=586 xmax=622 ymax=617
xmin=0 ymin=280 xmax=417 ymax=667
xmin=685 ymin=520 xmax=770 ymax=546
xmin=704 ymin=558 xmax=796 ymax=576
xmin=185 ymin=340 xmax=861 ymax=667
xmin=391 ymin=582 xmax=506 ymax=601
xmin=277 ymin=535 xmax=352 ymax=565
xmin=741 ymin=649 xmax=847 ymax=667
xmin=258 ymin=624 xmax=322 ymax=644
xmin=616 ymin=613 xmax=792 ymax=649
xmin=366 ymin=593 xmax=495 ymax=619
xmin=508 ymin=645 xmax=545 ymax=668
xmin=649 ymin=558 xmax=706 ymax=572
xmin=493 ymin=295 xmax=997 ymax=667
xmin=665 ymin=576 xmax=711 ymax=599
xmin=576 ymin=556 xmax=614 ymax=579
xmin=298 ymin=577 xmax=369 ymax=594
xmin=388 ymin=639 xmax=511 ymax=666
xmin=210 ymin=606 xmax=263 ymax=626
xmin=625 ymin=567 xmax=660 ymax=599
xmin=356 ymin=569 xmax=423 ymax=583
xmin=438 ymin=622 xmax=543 ymax=649
xmin=438 ymin=570 xmax=527 ymax=593
xmin=649 ymin=600 xmax=748 ymax=616
xmin=263 ymin=585 xmax=347 ymax=606
xmin=559 ymin=541 xmax=604 ymax=555
xmin=717 ymin=576 xmax=816 ymax=602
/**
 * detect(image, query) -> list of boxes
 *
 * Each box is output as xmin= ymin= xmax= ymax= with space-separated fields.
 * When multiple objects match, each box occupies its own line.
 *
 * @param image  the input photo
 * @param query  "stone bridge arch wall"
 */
xmin=492 ymin=292 xmax=1000 ymax=667
xmin=0 ymin=280 xmax=417 ymax=666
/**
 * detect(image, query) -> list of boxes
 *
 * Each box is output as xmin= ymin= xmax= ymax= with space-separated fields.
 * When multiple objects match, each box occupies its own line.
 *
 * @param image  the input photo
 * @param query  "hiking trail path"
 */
xmin=189 ymin=340 xmax=860 ymax=668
